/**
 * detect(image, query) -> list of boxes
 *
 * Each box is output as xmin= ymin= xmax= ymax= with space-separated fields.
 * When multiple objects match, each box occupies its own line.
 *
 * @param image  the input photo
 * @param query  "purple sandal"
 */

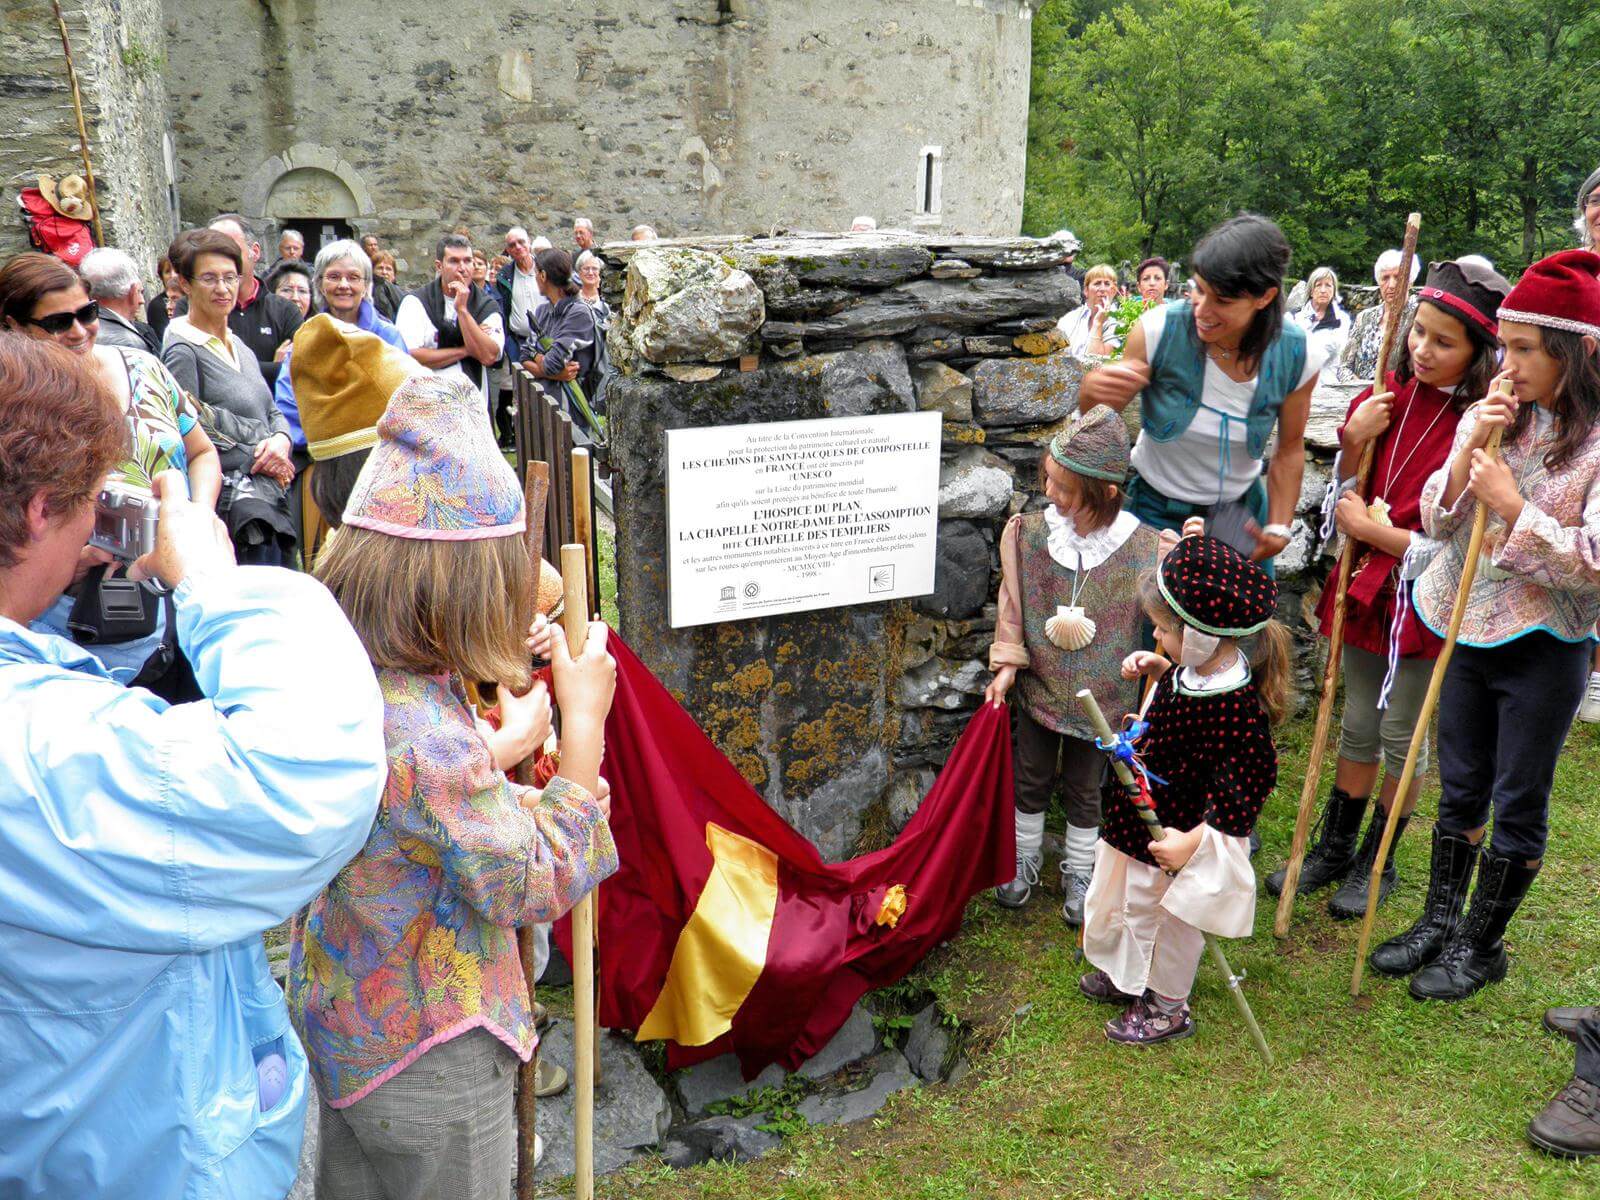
xmin=1105 ymin=996 xmax=1195 ymax=1046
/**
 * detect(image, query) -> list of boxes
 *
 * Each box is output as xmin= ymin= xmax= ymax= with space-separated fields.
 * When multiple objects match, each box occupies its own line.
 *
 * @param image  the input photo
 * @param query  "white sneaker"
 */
xmin=1580 ymin=672 xmax=1600 ymax=724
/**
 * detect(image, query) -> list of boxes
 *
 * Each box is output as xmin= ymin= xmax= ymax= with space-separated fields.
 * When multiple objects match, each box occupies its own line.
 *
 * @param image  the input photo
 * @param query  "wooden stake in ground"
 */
xmin=49 ymin=0 xmax=104 ymax=246
xmin=1076 ymin=688 xmax=1274 ymax=1065
xmin=570 ymin=447 xmax=603 ymax=1088
xmin=1273 ymin=213 xmax=1422 ymax=938
xmin=1349 ymin=389 xmax=1509 ymax=997
xmin=560 ymin=543 xmax=598 ymax=1200
xmin=513 ymin=464 xmax=550 ymax=1200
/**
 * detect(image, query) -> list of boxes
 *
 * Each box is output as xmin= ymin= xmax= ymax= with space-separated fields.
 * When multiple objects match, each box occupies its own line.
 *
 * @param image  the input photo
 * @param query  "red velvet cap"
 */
xmin=1498 ymin=249 xmax=1600 ymax=339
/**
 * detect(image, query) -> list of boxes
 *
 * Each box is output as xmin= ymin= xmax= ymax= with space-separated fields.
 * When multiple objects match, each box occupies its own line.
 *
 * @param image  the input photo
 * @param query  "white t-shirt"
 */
xmin=395 ymin=292 xmax=505 ymax=400
xmin=1055 ymin=305 xmax=1121 ymax=357
xmin=1128 ymin=305 xmax=1321 ymax=505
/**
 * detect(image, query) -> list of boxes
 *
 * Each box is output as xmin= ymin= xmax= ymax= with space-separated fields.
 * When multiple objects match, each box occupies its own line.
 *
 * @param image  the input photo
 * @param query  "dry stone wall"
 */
xmin=603 ymin=231 xmax=1342 ymax=854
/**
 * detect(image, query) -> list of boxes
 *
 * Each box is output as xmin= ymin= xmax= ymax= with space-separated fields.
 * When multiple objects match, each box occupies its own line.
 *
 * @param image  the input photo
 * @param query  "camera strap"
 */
xmin=67 ymin=565 xmax=160 ymax=645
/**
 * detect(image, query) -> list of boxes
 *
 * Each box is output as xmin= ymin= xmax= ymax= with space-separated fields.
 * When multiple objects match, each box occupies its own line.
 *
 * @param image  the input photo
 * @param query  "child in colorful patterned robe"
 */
xmin=289 ymin=373 xmax=617 ymax=1199
xmin=987 ymin=404 xmax=1163 ymax=925
xmin=1081 ymin=533 xmax=1289 ymax=1045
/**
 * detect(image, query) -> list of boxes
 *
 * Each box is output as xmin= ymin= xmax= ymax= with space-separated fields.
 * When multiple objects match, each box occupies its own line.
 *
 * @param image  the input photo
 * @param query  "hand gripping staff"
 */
xmin=1350 ymin=380 xmax=1510 ymax=997
xmin=1274 ymin=212 xmax=1421 ymax=938
xmin=1077 ymin=687 xmax=1274 ymax=1065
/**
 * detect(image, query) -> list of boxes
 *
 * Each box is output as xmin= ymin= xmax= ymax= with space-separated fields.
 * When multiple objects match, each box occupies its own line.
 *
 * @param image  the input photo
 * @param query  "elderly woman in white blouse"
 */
xmin=1292 ymin=266 xmax=1351 ymax=381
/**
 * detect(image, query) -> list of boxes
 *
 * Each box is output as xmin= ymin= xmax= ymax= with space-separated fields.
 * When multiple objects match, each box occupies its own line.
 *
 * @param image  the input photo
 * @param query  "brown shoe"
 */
xmin=1079 ymin=969 xmax=1140 ymax=1006
xmin=533 ymin=1001 xmax=551 ymax=1034
xmin=1528 ymin=1075 xmax=1600 ymax=1159
xmin=534 ymin=1057 xmax=568 ymax=1098
xmin=1543 ymin=1006 xmax=1599 ymax=1043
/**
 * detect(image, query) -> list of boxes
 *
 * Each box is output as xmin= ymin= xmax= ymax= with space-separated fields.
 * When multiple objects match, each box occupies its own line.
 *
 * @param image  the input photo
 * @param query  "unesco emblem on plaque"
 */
xmin=743 ymin=581 xmax=760 ymax=599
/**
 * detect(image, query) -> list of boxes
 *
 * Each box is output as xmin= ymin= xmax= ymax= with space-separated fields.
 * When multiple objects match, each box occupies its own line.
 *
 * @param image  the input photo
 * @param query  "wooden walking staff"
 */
xmin=1349 ymin=380 xmax=1511 ymax=997
xmin=1077 ymin=688 xmax=1274 ymax=1065
xmin=1273 ymin=212 xmax=1422 ymax=938
xmin=570 ymin=447 xmax=603 ymax=1087
xmin=513 ymin=463 xmax=550 ymax=1200
xmin=49 ymin=0 xmax=104 ymax=246
xmin=559 ymin=543 xmax=599 ymax=1200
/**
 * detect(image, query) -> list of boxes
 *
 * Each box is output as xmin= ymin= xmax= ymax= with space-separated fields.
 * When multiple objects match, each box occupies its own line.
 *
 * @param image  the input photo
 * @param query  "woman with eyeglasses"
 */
xmin=162 ymin=228 xmax=299 ymax=567
xmin=0 ymin=250 xmax=221 ymax=693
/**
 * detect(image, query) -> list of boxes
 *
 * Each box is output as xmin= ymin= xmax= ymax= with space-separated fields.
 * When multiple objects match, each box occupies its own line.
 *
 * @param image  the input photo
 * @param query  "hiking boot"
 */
xmin=1079 ymin=969 xmax=1139 ymax=1006
xmin=1528 ymin=1075 xmax=1600 ymax=1159
xmin=995 ymin=850 xmax=1042 ymax=909
xmin=1545 ymin=1006 xmax=1600 ymax=1043
xmin=1327 ymin=807 xmax=1408 ymax=920
xmin=534 ymin=1057 xmax=569 ymax=1098
xmin=1265 ymin=787 xmax=1367 ymax=898
xmin=1579 ymin=672 xmax=1600 ymax=724
xmin=1410 ymin=852 xmax=1538 ymax=1002
xmin=1060 ymin=864 xmax=1092 ymax=928
xmin=1105 ymin=995 xmax=1195 ymax=1046
xmin=1370 ymin=828 xmax=1478 ymax=977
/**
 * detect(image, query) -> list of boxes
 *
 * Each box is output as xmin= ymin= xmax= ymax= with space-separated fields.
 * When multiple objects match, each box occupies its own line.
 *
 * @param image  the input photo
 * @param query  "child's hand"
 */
xmin=1469 ymin=371 xmax=1518 ymax=447
xmin=984 ymin=665 xmax=1018 ymax=707
xmin=526 ymin=613 xmax=555 ymax=661
xmin=1344 ymin=390 xmax=1395 ymax=444
xmin=550 ymin=622 xmax=615 ymax=727
xmin=491 ymin=681 xmax=552 ymax=770
xmin=1121 ymin=650 xmax=1171 ymax=680
xmin=1149 ymin=824 xmax=1204 ymax=873
xmin=594 ymin=775 xmax=612 ymax=821
xmin=1181 ymin=516 xmax=1205 ymax=539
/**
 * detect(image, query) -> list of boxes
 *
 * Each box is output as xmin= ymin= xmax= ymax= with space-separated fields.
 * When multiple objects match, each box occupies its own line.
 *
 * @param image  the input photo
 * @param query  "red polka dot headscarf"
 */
xmin=1157 ymin=534 xmax=1277 ymax=637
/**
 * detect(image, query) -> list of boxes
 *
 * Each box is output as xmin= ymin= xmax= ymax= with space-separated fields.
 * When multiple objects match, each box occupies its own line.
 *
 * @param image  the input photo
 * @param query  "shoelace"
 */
xmin=1587 ymin=675 xmax=1600 ymax=707
xmin=1557 ymin=1078 xmax=1600 ymax=1120
xmin=1015 ymin=853 xmax=1041 ymax=888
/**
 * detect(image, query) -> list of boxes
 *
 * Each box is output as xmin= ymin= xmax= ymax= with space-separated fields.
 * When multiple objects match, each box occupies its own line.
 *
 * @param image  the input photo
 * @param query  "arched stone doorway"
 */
xmin=241 ymin=144 xmax=374 ymax=259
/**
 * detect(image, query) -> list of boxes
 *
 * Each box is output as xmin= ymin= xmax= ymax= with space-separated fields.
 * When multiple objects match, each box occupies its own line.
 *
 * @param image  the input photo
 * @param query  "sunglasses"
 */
xmin=25 ymin=301 xmax=98 ymax=335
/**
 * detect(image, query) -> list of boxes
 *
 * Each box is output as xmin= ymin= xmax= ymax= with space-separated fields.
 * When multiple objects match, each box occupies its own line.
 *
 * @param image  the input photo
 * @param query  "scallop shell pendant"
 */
xmin=1367 ymin=496 xmax=1394 ymax=528
xmin=1045 ymin=605 xmax=1097 ymax=651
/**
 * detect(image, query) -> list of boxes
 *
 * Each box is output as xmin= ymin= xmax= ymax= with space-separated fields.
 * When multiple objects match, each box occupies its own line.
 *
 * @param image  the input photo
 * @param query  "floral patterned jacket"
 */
xmin=288 ymin=668 xmax=617 ymax=1108
xmin=1415 ymin=400 xmax=1600 ymax=647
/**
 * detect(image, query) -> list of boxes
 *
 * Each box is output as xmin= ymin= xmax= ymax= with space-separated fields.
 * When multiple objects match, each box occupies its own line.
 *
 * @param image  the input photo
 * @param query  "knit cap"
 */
xmin=1049 ymin=404 xmax=1130 ymax=483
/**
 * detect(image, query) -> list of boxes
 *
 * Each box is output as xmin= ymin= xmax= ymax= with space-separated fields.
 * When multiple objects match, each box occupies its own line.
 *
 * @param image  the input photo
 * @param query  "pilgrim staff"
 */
xmin=1349 ymin=382 xmax=1508 ymax=996
xmin=1274 ymin=214 xmax=1420 ymax=937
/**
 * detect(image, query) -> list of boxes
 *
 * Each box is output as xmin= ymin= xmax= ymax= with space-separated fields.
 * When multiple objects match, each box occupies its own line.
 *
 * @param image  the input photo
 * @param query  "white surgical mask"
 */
xmin=1179 ymin=626 xmax=1221 ymax=668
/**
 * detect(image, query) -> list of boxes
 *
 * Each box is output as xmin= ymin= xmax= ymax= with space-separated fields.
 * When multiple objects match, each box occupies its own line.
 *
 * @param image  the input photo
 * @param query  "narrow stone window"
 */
xmin=915 ymin=146 xmax=943 ymax=225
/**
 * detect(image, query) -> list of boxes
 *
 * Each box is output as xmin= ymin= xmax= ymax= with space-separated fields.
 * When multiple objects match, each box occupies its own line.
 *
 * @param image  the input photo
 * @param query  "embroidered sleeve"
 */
xmin=394 ymin=723 xmax=616 ymax=927
xmin=1495 ymin=476 xmax=1600 ymax=593
xmin=1419 ymin=404 xmax=1478 ymax=538
xmin=990 ymin=515 xmax=1030 ymax=671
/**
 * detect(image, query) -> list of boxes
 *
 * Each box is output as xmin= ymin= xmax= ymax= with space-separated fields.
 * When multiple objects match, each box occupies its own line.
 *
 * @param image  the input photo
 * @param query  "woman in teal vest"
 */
xmin=1080 ymin=214 xmax=1321 ymax=569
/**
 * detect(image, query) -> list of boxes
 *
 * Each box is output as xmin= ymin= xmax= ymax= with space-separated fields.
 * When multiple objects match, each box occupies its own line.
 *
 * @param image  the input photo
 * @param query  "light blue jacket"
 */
xmin=0 ymin=567 xmax=387 ymax=1200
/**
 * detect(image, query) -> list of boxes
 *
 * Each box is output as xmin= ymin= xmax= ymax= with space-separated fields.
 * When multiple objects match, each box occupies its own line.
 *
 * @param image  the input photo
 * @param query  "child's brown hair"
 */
xmin=1036 ymin=451 xmax=1123 ymax=530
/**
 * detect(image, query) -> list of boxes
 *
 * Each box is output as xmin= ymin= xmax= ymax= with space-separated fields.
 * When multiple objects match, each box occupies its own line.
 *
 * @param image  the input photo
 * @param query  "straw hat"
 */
xmin=38 ymin=173 xmax=95 ymax=222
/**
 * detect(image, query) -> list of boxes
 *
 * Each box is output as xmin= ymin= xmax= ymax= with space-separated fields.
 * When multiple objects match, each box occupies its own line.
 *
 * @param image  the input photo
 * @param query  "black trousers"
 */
xmin=1435 ymin=633 xmax=1589 ymax=862
xmin=1579 ymin=1011 xmax=1600 ymax=1085
xmin=1013 ymin=705 xmax=1103 ymax=828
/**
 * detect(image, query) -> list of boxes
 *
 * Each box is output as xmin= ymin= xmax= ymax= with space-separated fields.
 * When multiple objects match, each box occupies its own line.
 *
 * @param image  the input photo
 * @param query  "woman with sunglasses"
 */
xmin=0 ymin=250 xmax=220 ymax=691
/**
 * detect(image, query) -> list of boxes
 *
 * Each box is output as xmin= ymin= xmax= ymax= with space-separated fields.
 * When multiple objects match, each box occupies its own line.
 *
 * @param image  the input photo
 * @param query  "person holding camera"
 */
xmin=0 ymin=334 xmax=388 ymax=1199
xmin=0 ymin=251 xmax=221 ymax=695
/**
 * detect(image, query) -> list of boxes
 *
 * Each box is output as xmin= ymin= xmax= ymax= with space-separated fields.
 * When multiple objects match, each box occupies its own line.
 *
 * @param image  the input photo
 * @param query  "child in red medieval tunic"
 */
xmin=986 ymin=405 xmax=1163 ymax=926
xmin=1266 ymin=258 xmax=1511 ymax=919
xmin=1080 ymin=533 xmax=1289 ymax=1045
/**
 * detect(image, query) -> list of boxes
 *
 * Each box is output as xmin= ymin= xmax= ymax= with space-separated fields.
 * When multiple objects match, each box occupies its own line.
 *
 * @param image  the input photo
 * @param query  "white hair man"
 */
xmin=79 ymin=246 xmax=159 ymax=355
xmin=850 ymin=215 xmax=878 ymax=232
xmin=573 ymin=216 xmax=596 ymax=259
xmin=276 ymin=228 xmax=305 ymax=265
xmin=630 ymin=224 xmax=657 ymax=243
xmin=496 ymin=226 xmax=547 ymax=370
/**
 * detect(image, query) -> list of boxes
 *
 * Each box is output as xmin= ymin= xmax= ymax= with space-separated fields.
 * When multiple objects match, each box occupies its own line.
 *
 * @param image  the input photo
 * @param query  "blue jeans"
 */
xmin=1124 ymin=472 xmax=1275 ymax=577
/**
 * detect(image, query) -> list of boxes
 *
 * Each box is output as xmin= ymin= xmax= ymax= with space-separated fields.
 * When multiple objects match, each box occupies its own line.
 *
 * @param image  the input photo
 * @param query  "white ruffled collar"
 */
xmin=1042 ymin=507 xmax=1141 ymax=571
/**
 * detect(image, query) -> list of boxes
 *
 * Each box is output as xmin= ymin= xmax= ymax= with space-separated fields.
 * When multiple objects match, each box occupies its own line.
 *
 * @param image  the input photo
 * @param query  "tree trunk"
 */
xmin=1521 ymin=155 xmax=1539 ymax=265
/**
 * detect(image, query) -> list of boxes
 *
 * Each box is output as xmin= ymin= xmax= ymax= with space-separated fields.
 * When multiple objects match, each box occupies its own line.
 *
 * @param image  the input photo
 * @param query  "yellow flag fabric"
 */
xmin=636 ymin=823 xmax=779 ymax=1046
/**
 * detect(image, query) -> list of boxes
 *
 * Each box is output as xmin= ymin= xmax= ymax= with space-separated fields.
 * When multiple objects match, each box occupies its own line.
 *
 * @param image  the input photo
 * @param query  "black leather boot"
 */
xmin=1265 ymin=787 xmax=1367 ymax=897
xmin=1369 ymin=828 xmax=1479 ymax=976
xmin=1327 ymin=807 xmax=1409 ymax=920
xmin=1410 ymin=852 xmax=1539 ymax=1001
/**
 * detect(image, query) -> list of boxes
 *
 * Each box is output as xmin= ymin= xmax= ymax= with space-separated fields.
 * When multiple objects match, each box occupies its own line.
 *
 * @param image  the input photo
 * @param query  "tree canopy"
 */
xmin=1024 ymin=0 xmax=1600 ymax=279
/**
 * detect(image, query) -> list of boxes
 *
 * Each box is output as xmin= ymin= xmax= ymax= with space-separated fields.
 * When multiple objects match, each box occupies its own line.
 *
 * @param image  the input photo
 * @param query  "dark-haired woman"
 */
xmin=1264 ymin=258 xmax=1510 ymax=919
xmin=526 ymin=249 xmax=600 ymax=429
xmin=1081 ymin=214 xmax=1321 ymax=568
xmin=1136 ymin=256 xmax=1169 ymax=305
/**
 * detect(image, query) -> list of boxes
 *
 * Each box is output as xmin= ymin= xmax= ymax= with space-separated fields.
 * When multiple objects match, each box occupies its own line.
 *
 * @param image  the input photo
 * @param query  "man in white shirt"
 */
xmin=395 ymin=232 xmax=504 ymax=404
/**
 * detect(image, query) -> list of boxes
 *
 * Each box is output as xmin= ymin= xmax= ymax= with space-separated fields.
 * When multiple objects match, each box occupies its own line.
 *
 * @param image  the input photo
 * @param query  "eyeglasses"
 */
xmin=25 ymin=301 xmax=98 ymax=335
xmin=195 ymin=273 xmax=241 ymax=290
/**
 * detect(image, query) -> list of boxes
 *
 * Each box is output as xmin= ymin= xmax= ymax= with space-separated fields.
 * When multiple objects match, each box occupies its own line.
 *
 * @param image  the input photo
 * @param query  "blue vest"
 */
xmin=1142 ymin=299 xmax=1308 ymax=461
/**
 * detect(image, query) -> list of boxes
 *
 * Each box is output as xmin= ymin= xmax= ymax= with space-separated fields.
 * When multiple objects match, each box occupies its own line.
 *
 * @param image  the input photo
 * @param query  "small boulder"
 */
xmin=674 ymin=1054 xmax=787 ymax=1120
xmin=938 ymin=447 xmax=1013 ymax=520
xmin=911 ymin=361 xmax=974 ymax=421
xmin=916 ymin=520 xmax=991 ymax=621
xmin=617 ymin=246 xmax=765 ymax=366
xmin=971 ymin=353 xmax=1087 ymax=426
xmin=903 ymin=1004 xmax=954 ymax=1081
xmin=658 ymin=1113 xmax=782 ymax=1168
xmin=796 ymin=1050 xmax=918 ymax=1126
xmin=797 ymin=1004 xmax=879 ymax=1080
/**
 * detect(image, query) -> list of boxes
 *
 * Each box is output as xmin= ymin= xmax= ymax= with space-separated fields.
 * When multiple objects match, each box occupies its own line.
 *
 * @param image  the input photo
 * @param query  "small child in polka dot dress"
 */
xmin=1079 ymin=528 xmax=1290 ymax=1046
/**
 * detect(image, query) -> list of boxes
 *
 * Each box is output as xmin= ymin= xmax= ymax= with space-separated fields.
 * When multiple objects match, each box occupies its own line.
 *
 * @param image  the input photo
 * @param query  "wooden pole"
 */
xmin=560 ymin=544 xmax=597 ymax=1200
xmin=513 ymin=464 xmax=550 ymax=1200
xmin=49 ymin=0 xmax=105 ymax=246
xmin=1273 ymin=213 xmax=1422 ymax=938
xmin=570 ymin=447 xmax=602 ymax=1087
xmin=1350 ymin=393 xmax=1509 ymax=996
xmin=1077 ymin=688 xmax=1273 ymax=1065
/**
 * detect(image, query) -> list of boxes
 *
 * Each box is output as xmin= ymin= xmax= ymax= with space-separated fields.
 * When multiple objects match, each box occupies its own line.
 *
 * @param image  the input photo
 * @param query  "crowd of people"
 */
xmin=7 ymin=187 xmax=1600 ymax=1200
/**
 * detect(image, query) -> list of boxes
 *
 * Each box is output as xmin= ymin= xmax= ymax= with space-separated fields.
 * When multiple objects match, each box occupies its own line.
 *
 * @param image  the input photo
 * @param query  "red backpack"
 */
xmin=18 ymin=187 xmax=96 ymax=266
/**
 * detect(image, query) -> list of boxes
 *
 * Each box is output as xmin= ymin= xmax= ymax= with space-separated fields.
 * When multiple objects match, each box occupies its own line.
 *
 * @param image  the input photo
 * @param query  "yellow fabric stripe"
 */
xmin=308 ymin=426 xmax=379 ymax=462
xmin=636 ymin=823 xmax=779 ymax=1047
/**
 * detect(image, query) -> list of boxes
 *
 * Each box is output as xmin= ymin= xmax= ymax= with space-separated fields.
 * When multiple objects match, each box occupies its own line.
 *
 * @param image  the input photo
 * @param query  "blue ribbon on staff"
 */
xmin=1094 ymin=720 xmax=1168 ymax=790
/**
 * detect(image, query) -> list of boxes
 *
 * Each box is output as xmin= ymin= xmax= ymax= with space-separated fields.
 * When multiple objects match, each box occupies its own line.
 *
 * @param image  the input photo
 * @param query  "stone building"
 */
xmin=4 ymin=1 xmax=1034 ymax=282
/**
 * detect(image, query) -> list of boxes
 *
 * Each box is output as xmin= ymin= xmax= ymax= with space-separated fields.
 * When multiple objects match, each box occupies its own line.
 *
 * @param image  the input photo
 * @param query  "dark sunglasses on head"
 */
xmin=26 ymin=301 xmax=98 ymax=335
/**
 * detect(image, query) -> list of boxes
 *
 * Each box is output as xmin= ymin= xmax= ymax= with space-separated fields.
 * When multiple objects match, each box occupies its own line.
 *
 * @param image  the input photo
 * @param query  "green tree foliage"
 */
xmin=1024 ymin=0 xmax=1600 ymax=278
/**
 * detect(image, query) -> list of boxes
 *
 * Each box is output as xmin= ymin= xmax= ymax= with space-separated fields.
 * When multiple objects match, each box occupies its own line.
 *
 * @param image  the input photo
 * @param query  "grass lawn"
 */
xmin=593 ymin=714 xmax=1600 ymax=1200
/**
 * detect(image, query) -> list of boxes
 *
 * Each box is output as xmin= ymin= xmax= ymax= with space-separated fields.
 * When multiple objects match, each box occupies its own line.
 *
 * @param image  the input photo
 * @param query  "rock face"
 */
xmin=795 ymin=1050 xmax=918 ymax=1126
xmin=767 ymin=272 xmax=1078 ymax=343
xmin=614 ymin=247 xmax=765 ymax=368
xmin=903 ymin=1004 xmax=955 ymax=1081
xmin=912 ymin=361 xmax=974 ymax=422
xmin=971 ymin=352 xmax=1088 ymax=426
xmin=535 ymin=1022 xmax=672 ymax=1180
xmin=914 ymin=520 xmax=992 ymax=621
xmin=938 ymin=447 xmax=1014 ymax=520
